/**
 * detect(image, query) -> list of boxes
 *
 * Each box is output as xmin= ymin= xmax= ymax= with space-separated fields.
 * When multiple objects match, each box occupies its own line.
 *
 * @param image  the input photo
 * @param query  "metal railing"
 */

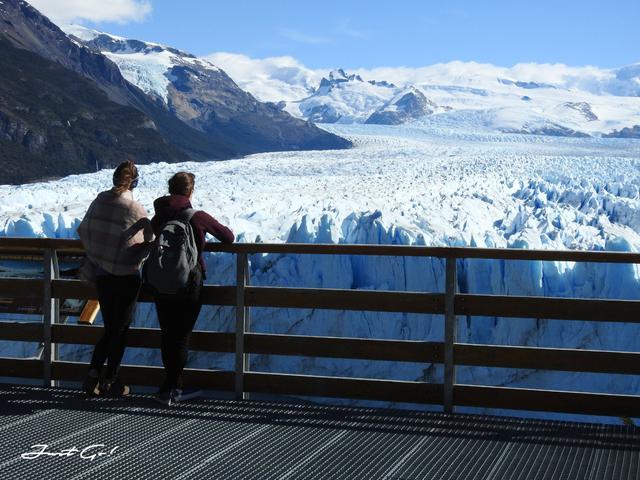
xmin=1 ymin=237 xmax=639 ymax=418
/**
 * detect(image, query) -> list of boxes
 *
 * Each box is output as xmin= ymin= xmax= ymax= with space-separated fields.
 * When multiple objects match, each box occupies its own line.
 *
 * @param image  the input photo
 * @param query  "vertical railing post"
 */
xmin=235 ymin=252 xmax=249 ymax=400
xmin=52 ymin=250 xmax=60 ymax=387
xmin=443 ymin=256 xmax=457 ymax=413
xmin=42 ymin=249 xmax=58 ymax=387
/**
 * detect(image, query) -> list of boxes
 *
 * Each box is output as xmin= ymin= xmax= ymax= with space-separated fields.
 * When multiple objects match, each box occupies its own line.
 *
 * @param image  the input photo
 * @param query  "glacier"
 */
xmin=1 ymin=124 xmax=639 ymax=423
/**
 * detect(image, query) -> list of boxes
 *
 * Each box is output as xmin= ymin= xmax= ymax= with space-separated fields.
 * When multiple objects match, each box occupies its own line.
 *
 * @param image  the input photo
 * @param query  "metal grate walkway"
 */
xmin=0 ymin=384 xmax=638 ymax=479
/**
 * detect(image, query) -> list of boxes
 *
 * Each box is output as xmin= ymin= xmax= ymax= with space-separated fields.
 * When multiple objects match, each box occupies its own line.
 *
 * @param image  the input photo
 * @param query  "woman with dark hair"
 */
xmin=150 ymin=171 xmax=234 ymax=405
xmin=77 ymin=160 xmax=153 ymax=396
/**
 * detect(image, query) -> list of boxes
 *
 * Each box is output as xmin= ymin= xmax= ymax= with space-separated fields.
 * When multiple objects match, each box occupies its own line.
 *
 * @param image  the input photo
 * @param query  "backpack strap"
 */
xmin=178 ymin=208 xmax=198 ymax=223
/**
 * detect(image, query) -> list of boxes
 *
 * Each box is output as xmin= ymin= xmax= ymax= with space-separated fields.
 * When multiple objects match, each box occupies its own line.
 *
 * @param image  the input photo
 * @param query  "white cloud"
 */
xmin=28 ymin=0 xmax=152 ymax=24
xmin=206 ymin=52 xmax=324 ymax=103
xmin=204 ymin=52 xmax=639 ymax=103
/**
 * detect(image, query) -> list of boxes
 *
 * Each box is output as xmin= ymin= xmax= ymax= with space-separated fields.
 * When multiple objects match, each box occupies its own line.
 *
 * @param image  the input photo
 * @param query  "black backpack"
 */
xmin=145 ymin=209 xmax=199 ymax=295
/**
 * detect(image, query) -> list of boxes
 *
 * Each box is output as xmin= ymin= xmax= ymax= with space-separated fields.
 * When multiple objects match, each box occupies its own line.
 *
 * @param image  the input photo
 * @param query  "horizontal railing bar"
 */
xmin=51 ymin=324 xmax=235 ymax=352
xmin=51 ymin=279 xmax=236 ymax=305
xmin=207 ymin=244 xmax=640 ymax=263
xmin=3 ymin=238 xmax=640 ymax=263
xmin=246 ymin=333 xmax=443 ymax=363
xmin=0 ymin=305 xmax=83 ymax=316
xmin=13 ymin=322 xmax=640 ymax=375
xmin=455 ymin=344 xmax=640 ymax=375
xmin=456 ymin=294 xmax=640 ymax=322
xmin=0 ymin=357 xmax=42 ymax=378
xmin=245 ymin=372 xmax=443 ymax=404
xmin=51 ymin=279 xmax=95 ymax=300
xmin=0 ymin=279 xmax=43 ymax=299
xmin=0 ymin=238 xmax=83 ymax=253
xmin=51 ymin=361 xmax=235 ymax=391
xmin=200 ymin=286 xmax=236 ymax=307
xmin=53 ymin=280 xmax=446 ymax=314
xmin=246 ymin=287 xmax=445 ymax=314
xmin=0 ymin=322 xmax=43 ymax=342
xmin=49 ymin=324 xmax=439 ymax=361
xmin=454 ymin=385 xmax=640 ymax=418
xmin=14 ymin=280 xmax=640 ymax=325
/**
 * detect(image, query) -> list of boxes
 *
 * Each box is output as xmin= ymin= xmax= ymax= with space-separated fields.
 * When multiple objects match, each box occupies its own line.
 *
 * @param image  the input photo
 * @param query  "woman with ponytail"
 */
xmin=77 ymin=160 xmax=154 ymax=397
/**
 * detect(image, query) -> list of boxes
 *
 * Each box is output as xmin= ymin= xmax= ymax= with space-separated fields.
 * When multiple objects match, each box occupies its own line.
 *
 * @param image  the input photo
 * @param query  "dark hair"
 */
xmin=112 ymin=160 xmax=138 ymax=194
xmin=168 ymin=172 xmax=195 ymax=197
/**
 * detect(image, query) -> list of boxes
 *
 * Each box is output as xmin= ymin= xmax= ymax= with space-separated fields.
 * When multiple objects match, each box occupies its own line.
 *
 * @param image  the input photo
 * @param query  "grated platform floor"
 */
xmin=0 ymin=384 xmax=638 ymax=479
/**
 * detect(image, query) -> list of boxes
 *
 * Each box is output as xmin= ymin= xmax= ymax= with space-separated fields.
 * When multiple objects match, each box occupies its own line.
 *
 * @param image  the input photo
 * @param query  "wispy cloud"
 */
xmin=29 ymin=0 xmax=152 ymax=24
xmin=336 ymin=18 xmax=369 ymax=40
xmin=279 ymin=28 xmax=333 ymax=45
xmin=446 ymin=7 xmax=470 ymax=20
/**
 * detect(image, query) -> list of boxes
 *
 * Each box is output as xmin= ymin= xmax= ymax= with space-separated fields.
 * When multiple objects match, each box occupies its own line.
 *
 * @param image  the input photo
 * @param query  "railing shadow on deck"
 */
xmin=2 ymin=384 xmax=638 ymax=453
xmin=0 ymin=237 xmax=639 ymax=419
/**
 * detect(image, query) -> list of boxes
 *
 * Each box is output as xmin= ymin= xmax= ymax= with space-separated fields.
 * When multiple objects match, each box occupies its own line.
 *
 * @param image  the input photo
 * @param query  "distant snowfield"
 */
xmin=1 ymin=124 xmax=639 ymax=421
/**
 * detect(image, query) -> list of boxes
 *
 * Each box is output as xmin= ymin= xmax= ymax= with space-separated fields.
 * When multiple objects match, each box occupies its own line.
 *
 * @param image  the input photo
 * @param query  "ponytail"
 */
xmin=112 ymin=160 xmax=138 ymax=194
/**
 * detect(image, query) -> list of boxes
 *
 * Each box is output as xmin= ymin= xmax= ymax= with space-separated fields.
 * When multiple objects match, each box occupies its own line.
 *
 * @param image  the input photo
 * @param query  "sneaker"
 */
xmin=101 ymin=379 xmax=131 ymax=397
xmin=154 ymin=389 xmax=172 ymax=406
xmin=82 ymin=369 xmax=101 ymax=397
xmin=154 ymin=388 xmax=202 ymax=406
xmin=174 ymin=388 xmax=202 ymax=403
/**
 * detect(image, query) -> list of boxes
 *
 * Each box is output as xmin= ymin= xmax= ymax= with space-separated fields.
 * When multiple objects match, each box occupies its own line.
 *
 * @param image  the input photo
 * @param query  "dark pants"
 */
xmin=90 ymin=273 xmax=141 ymax=379
xmin=154 ymin=267 xmax=203 ymax=391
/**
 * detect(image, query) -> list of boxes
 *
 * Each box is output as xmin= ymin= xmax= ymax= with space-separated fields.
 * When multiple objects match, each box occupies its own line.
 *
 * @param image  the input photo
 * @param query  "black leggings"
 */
xmin=154 ymin=270 xmax=203 ymax=391
xmin=90 ymin=273 xmax=141 ymax=379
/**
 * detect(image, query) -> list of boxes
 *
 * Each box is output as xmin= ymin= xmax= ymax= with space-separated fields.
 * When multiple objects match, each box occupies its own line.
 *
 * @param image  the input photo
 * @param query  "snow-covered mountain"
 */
xmin=294 ymin=68 xmax=404 ymax=123
xmin=63 ymin=25 xmax=351 ymax=155
xmin=209 ymin=54 xmax=640 ymax=137
xmin=2 ymin=125 xmax=639 ymax=421
xmin=287 ymin=68 xmax=442 ymax=125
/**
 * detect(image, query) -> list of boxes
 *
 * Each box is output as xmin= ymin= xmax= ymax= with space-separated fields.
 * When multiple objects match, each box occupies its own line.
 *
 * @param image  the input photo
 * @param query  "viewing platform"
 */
xmin=1 ymin=384 xmax=638 ymax=479
xmin=1 ymin=238 xmax=639 ymax=478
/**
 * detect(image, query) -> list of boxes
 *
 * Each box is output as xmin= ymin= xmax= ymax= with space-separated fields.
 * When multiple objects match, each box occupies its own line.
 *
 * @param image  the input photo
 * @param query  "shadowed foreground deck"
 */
xmin=0 ymin=385 xmax=638 ymax=479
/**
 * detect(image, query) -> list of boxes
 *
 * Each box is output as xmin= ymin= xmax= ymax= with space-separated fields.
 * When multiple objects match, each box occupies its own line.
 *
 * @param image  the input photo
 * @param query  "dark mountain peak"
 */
xmin=368 ymin=79 xmax=397 ymax=88
xmin=562 ymin=102 xmax=598 ymax=122
xmin=328 ymin=68 xmax=362 ymax=82
xmin=317 ymin=69 xmax=396 ymax=95
xmin=317 ymin=69 xmax=365 ymax=93
xmin=498 ymin=78 xmax=556 ymax=90
xmin=604 ymin=125 xmax=640 ymax=138
xmin=366 ymin=87 xmax=437 ymax=125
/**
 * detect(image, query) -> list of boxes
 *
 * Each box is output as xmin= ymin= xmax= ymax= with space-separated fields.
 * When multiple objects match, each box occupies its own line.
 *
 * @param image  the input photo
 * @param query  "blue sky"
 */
xmin=54 ymin=0 xmax=640 ymax=68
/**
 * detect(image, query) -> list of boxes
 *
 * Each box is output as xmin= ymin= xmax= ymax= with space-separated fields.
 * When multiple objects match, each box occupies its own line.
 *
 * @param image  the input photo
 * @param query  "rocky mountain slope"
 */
xmin=0 ymin=0 xmax=350 ymax=184
xmin=0 ymin=0 xmax=235 ymax=165
xmin=0 ymin=36 xmax=191 ymax=184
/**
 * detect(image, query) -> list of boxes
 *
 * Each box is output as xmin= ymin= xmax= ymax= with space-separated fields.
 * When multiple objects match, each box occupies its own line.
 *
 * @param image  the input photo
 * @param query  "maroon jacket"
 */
xmin=151 ymin=195 xmax=234 ymax=275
